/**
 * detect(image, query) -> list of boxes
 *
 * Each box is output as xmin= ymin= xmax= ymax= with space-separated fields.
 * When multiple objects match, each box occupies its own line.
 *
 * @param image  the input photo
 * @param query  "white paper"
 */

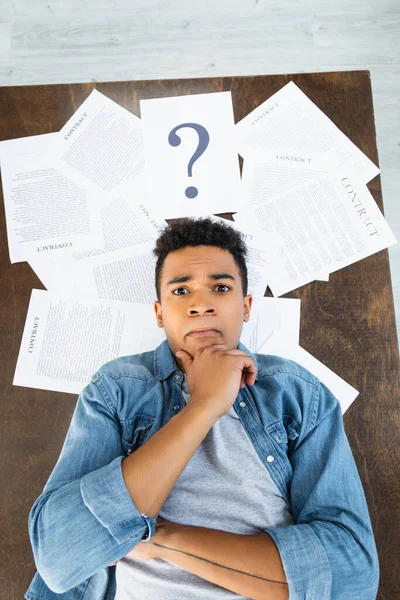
xmin=239 ymin=147 xmax=331 ymax=280
xmin=13 ymin=289 xmax=166 ymax=394
xmin=208 ymin=216 xmax=271 ymax=301
xmin=233 ymin=209 xmax=278 ymax=242
xmin=0 ymin=132 xmax=56 ymax=162
xmin=27 ymin=255 xmax=82 ymax=294
xmin=28 ymin=176 xmax=167 ymax=292
xmin=259 ymin=334 xmax=359 ymax=414
xmin=248 ymin=170 xmax=397 ymax=296
xmin=233 ymin=205 xmax=330 ymax=283
xmin=235 ymin=81 xmax=380 ymax=184
xmin=0 ymin=133 xmax=104 ymax=264
xmin=50 ymin=243 xmax=158 ymax=304
xmin=51 ymin=89 xmax=144 ymax=194
xmin=241 ymin=297 xmax=301 ymax=353
xmin=242 ymin=147 xmax=329 ymax=206
xmin=140 ymin=92 xmax=242 ymax=218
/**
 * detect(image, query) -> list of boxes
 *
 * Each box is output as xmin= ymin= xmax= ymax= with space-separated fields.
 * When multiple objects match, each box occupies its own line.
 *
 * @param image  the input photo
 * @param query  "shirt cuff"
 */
xmin=80 ymin=455 xmax=157 ymax=544
xmin=265 ymin=523 xmax=332 ymax=600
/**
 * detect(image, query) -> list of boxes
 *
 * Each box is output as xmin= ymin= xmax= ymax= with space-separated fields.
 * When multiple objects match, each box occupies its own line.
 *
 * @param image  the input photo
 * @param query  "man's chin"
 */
xmin=187 ymin=335 xmax=226 ymax=351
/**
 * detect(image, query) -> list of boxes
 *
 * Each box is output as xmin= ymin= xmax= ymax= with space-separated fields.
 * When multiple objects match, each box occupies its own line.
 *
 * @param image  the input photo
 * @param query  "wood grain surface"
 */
xmin=0 ymin=71 xmax=399 ymax=599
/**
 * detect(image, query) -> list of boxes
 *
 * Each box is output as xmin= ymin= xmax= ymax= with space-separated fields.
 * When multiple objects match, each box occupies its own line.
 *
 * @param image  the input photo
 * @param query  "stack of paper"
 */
xmin=1 ymin=82 xmax=396 ymax=413
xmin=234 ymin=82 xmax=396 ymax=295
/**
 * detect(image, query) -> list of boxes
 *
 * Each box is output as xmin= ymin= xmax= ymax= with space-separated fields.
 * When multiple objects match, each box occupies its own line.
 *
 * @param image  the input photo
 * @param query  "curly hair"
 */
xmin=153 ymin=217 xmax=248 ymax=301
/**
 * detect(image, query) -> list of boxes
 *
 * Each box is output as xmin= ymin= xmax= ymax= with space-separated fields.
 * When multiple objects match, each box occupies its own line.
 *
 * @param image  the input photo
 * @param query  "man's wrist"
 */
xmin=152 ymin=520 xmax=183 ymax=559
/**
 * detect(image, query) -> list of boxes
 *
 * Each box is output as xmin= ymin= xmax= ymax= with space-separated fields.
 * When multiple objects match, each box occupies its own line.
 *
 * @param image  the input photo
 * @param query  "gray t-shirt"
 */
xmin=115 ymin=375 xmax=294 ymax=599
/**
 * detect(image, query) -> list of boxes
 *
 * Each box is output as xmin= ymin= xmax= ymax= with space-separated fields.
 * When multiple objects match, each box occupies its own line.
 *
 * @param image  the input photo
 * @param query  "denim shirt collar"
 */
xmin=153 ymin=339 xmax=259 ymax=381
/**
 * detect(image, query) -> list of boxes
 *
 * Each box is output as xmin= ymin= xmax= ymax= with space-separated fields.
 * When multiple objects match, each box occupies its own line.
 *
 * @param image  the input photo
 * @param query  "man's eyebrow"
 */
xmin=166 ymin=272 xmax=236 ymax=286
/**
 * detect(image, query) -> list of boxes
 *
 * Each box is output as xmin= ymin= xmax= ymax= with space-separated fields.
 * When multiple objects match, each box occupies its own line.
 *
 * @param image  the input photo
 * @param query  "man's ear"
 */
xmin=243 ymin=294 xmax=252 ymax=322
xmin=154 ymin=301 xmax=163 ymax=328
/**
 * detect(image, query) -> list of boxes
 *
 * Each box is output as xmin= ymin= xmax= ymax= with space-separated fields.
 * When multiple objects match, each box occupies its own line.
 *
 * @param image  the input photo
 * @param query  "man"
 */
xmin=25 ymin=217 xmax=379 ymax=600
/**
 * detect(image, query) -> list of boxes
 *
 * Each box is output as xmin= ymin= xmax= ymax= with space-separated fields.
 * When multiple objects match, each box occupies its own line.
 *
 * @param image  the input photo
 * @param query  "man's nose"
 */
xmin=188 ymin=293 xmax=216 ymax=316
xmin=189 ymin=306 xmax=215 ymax=315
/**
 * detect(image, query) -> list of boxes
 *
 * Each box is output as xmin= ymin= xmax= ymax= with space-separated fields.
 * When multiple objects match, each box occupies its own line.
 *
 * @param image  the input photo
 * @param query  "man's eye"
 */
xmin=172 ymin=285 xmax=231 ymax=295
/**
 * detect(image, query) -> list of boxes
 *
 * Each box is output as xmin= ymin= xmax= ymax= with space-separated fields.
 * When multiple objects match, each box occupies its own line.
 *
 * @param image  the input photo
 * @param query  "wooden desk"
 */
xmin=1 ymin=71 xmax=399 ymax=599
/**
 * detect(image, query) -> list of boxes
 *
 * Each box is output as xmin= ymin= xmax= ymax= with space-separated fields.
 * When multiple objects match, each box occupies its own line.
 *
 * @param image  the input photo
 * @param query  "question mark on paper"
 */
xmin=168 ymin=123 xmax=210 ymax=199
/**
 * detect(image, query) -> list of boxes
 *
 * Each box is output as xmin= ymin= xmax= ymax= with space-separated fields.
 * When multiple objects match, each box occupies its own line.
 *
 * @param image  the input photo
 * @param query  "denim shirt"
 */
xmin=25 ymin=340 xmax=379 ymax=600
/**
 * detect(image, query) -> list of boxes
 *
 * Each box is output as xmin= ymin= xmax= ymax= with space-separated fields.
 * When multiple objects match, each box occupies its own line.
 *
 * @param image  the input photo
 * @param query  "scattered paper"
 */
xmin=28 ymin=174 xmax=167 ymax=292
xmin=13 ymin=289 xmax=166 ymax=394
xmin=247 ymin=169 xmax=397 ymax=296
xmin=0 ymin=133 xmax=104 ymax=264
xmin=235 ymin=80 xmax=380 ymax=184
xmin=242 ymin=147 xmax=329 ymax=206
xmin=1 ymin=83 xmax=396 ymax=412
xmin=0 ymin=132 xmax=56 ymax=159
xmin=233 ymin=207 xmax=330 ymax=283
xmin=46 ymin=243 xmax=158 ymax=303
xmin=50 ymin=89 xmax=145 ymax=194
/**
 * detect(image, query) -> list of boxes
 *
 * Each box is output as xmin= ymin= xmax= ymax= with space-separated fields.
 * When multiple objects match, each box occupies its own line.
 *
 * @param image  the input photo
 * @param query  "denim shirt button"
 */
xmin=127 ymin=449 xmax=132 ymax=455
xmin=239 ymin=402 xmax=246 ymax=407
xmin=173 ymin=404 xmax=180 ymax=410
xmin=173 ymin=373 xmax=181 ymax=381
xmin=266 ymin=455 xmax=275 ymax=463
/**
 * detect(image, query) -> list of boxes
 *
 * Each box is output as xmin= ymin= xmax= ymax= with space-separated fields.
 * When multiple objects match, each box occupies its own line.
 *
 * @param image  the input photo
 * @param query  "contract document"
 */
xmin=140 ymin=92 xmax=242 ymax=218
xmin=13 ymin=290 xmax=166 ymax=394
xmin=233 ymin=186 xmax=329 ymax=282
xmin=0 ymin=133 xmax=104 ymax=264
xmin=242 ymin=147 xmax=329 ymax=206
xmin=49 ymin=89 xmax=144 ymax=194
xmin=43 ymin=243 xmax=159 ymax=304
xmin=235 ymin=81 xmax=380 ymax=184
xmin=244 ymin=169 xmax=397 ymax=296
xmin=28 ymin=176 xmax=166 ymax=293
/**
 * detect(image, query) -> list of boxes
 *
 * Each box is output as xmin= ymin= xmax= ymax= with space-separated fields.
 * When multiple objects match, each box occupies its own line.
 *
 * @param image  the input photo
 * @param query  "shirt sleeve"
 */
xmin=264 ymin=381 xmax=380 ymax=600
xmin=28 ymin=374 xmax=157 ymax=594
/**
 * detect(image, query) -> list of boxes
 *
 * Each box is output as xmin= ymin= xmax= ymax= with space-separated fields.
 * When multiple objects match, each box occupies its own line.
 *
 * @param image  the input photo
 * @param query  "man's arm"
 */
xmin=260 ymin=380 xmax=380 ymax=599
xmin=145 ymin=379 xmax=379 ymax=600
xmin=153 ymin=523 xmax=288 ymax=600
xmin=121 ymin=402 xmax=216 ymax=518
xmin=122 ymin=345 xmax=257 ymax=519
xmin=28 ymin=375 xmax=160 ymax=593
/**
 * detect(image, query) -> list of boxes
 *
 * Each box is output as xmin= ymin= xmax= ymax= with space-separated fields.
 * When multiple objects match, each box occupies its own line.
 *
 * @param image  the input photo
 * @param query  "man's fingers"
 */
xmin=177 ymin=346 xmax=257 ymax=387
xmin=175 ymin=349 xmax=193 ymax=372
xmin=205 ymin=347 xmax=258 ymax=386
xmin=240 ymin=371 xmax=246 ymax=388
xmin=240 ymin=366 xmax=257 ymax=387
xmin=244 ymin=367 xmax=257 ymax=386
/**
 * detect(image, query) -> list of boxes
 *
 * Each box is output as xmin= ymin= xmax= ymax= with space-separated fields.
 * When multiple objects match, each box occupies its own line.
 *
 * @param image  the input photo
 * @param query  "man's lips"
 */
xmin=187 ymin=329 xmax=221 ymax=338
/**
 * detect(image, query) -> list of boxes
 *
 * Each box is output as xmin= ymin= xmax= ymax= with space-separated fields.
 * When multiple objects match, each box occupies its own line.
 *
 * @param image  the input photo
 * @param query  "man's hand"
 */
xmin=108 ymin=517 xmax=175 ymax=565
xmin=176 ymin=344 xmax=257 ymax=422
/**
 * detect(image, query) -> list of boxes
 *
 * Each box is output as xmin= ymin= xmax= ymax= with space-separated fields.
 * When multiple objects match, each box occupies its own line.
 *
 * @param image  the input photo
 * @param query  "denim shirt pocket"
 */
xmin=266 ymin=415 xmax=300 ymax=457
xmin=121 ymin=414 xmax=155 ymax=456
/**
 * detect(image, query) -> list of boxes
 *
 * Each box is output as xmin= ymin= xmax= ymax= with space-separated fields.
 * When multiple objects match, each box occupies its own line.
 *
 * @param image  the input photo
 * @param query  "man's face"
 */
xmin=154 ymin=245 xmax=252 ymax=370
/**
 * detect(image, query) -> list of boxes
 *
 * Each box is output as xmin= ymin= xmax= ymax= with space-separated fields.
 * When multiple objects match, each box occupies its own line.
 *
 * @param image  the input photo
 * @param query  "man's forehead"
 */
xmin=163 ymin=246 xmax=237 ymax=269
xmin=161 ymin=246 xmax=239 ymax=282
